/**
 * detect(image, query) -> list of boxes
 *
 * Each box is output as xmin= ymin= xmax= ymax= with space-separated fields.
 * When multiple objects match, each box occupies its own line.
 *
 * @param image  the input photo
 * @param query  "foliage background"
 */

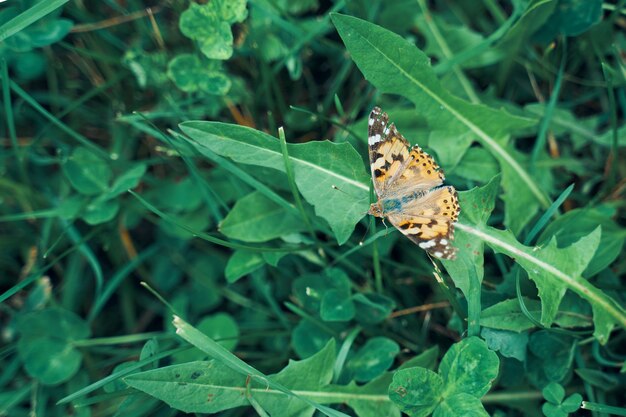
xmin=1 ymin=0 xmax=625 ymax=416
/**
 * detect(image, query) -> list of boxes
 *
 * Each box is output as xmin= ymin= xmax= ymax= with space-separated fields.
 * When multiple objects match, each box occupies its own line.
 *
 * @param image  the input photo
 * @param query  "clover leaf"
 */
xmin=542 ymin=382 xmax=582 ymax=417
xmin=389 ymin=337 xmax=499 ymax=417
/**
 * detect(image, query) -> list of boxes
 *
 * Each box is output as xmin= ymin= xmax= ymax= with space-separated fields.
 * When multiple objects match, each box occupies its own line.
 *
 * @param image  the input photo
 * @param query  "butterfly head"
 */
xmin=367 ymin=202 xmax=384 ymax=218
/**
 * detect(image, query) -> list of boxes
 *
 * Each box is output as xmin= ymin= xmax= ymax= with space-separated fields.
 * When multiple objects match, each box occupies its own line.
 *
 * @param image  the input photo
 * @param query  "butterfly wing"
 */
xmin=368 ymin=107 xmax=410 ymax=198
xmin=368 ymin=107 xmax=444 ymax=199
xmin=387 ymin=186 xmax=460 ymax=259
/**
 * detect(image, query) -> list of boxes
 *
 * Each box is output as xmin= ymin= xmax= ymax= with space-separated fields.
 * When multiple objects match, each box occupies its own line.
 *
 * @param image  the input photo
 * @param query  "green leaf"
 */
xmin=389 ymin=368 xmax=443 ymax=417
xmin=179 ymin=2 xmax=246 ymax=60
xmin=434 ymin=393 xmax=489 ymax=417
xmin=16 ymin=308 xmax=90 ymax=385
xmin=167 ymin=53 xmax=231 ymax=94
xmin=179 ymin=121 xmax=370 ymax=244
xmin=438 ymin=337 xmax=499 ymax=398
xmin=534 ymin=0 xmax=602 ymax=41
xmin=225 ymin=250 xmax=265 ymax=283
xmin=291 ymin=320 xmax=333 ymax=359
xmin=442 ymin=175 xmax=500 ymax=297
xmin=346 ymin=337 xmax=400 ymax=382
xmin=81 ymin=198 xmax=119 ymax=225
xmin=456 ymin=222 xmax=626 ymax=343
xmin=320 ymin=289 xmax=355 ymax=322
xmin=0 ymin=0 xmax=69 ymax=43
xmin=537 ymin=207 xmax=626 ymax=277
xmin=331 ymin=12 xmax=547 ymax=234
xmin=220 ymin=191 xmax=307 ymax=242
xmin=480 ymin=298 xmax=592 ymax=332
xmin=352 ymin=293 xmax=395 ymax=324
xmin=326 ymin=376 xmax=400 ymax=417
xmin=129 ymin=323 xmax=347 ymax=417
xmin=294 ymin=268 xmax=352 ymax=314
xmin=527 ymin=331 xmax=575 ymax=385
xmin=480 ymin=328 xmax=528 ymax=361
xmin=542 ymin=382 xmax=565 ymax=404
xmin=62 ymin=147 xmax=112 ymax=195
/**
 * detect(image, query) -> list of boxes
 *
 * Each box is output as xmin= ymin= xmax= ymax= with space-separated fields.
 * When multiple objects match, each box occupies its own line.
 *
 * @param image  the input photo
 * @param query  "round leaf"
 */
xmin=389 ymin=367 xmax=443 ymax=417
xmin=346 ymin=337 xmax=399 ymax=382
xmin=438 ymin=337 xmax=499 ymax=398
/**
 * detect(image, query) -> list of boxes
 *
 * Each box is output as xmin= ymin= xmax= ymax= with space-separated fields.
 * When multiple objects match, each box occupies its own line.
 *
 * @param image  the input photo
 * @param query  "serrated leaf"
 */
xmin=480 ymin=298 xmax=592 ymax=332
xmin=331 ymin=12 xmax=547 ymax=234
xmin=179 ymin=121 xmax=369 ymax=244
xmin=457 ymin=222 xmax=626 ymax=343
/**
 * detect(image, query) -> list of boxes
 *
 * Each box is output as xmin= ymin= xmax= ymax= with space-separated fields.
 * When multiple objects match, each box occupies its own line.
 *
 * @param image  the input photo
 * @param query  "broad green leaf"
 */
xmin=480 ymin=298 xmax=592 ymax=332
xmin=62 ymin=147 xmax=112 ymax=195
xmin=326 ymin=376 xmax=400 ymax=417
xmin=527 ymin=331 xmax=575 ymax=385
xmin=438 ymin=337 xmax=499 ymax=398
xmin=225 ymin=250 xmax=265 ymax=283
xmin=389 ymin=368 xmax=443 ymax=417
xmin=16 ymin=308 xmax=90 ymax=385
xmin=220 ymin=191 xmax=307 ymax=242
xmin=167 ymin=54 xmax=231 ymax=94
xmin=294 ymin=268 xmax=352 ymax=313
xmin=345 ymin=337 xmax=400 ymax=382
xmin=124 ymin=360 xmax=251 ymax=413
xmin=480 ymin=328 xmax=528 ymax=361
xmin=171 ymin=316 xmax=346 ymax=417
xmin=331 ymin=13 xmax=547 ymax=234
xmin=456 ymin=222 xmax=626 ymax=343
xmin=128 ymin=325 xmax=347 ymax=417
xmin=434 ymin=393 xmax=489 ymax=417
xmin=451 ymin=148 xmax=499 ymax=183
xmin=538 ymin=208 xmax=626 ymax=277
xmin=179 ymin=121 xmax=370 ymax=244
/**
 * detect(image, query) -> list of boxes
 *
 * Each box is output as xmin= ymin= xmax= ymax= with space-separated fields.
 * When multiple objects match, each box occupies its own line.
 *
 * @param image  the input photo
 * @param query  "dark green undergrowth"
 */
xmin=1 ymin=1 xmax=626 ymax=416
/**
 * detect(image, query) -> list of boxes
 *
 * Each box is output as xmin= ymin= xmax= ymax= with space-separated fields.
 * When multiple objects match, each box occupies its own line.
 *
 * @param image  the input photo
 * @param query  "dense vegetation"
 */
xmin=1 ymin=1 xmax=625 ymax=416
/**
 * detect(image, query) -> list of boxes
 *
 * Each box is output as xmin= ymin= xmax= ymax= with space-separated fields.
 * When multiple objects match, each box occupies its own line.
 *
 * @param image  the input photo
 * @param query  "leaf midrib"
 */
xmin=349 ymin=22 xmax=550 ymax=207
xmin=185 ymin=125 xmax=369 ymax=191
xmin=457 ymin=222 xmax=626 ymax=329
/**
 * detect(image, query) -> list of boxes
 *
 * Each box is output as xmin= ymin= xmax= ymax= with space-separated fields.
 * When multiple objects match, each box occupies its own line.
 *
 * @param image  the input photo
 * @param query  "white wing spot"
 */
xmin=434 ymin=251 xmax=443 ymax=258
xmin=369 ymin=134 xmax=382 ymax=144
xmin=440 ymin=239 xmax=448 ymax=245
xmin=419 ymin=240 xmax=436 ymax=249
xmin=368 ymin=118 xmax=375 ymax=126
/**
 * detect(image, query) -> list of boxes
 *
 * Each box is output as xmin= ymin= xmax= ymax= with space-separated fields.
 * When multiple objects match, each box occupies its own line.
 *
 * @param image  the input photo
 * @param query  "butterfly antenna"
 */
xmin=332 ymin=185 xmax=369 ymax=201
xmin=358 ymin=217 xmax=374 ymax=245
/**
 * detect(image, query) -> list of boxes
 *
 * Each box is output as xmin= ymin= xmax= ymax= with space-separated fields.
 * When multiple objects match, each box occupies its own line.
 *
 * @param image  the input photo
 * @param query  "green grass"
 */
xmin=1 ymin=1 xmax=626 ymax=417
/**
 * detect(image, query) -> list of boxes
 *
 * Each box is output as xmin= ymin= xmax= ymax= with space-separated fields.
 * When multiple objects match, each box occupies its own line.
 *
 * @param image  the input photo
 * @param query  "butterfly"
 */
xmin=367 ymin=106 xmax=460 ymax=259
